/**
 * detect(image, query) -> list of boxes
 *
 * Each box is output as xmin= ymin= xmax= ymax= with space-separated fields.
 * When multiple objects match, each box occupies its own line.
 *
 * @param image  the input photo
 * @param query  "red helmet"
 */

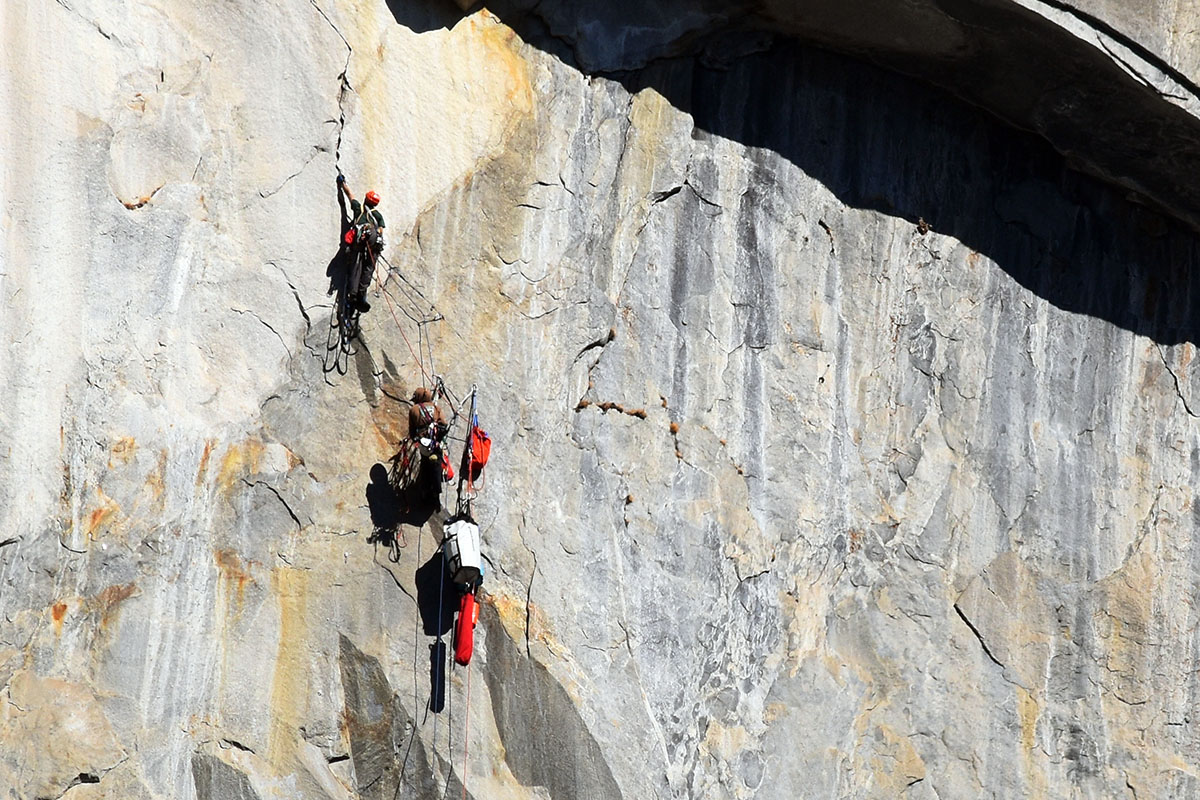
xmin=365 ymin=190 xmax=381 ymax=207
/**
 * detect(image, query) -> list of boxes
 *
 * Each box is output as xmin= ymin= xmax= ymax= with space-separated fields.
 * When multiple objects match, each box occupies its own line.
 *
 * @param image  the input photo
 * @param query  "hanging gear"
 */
xmin=355 ymin=219 xmax=383 ymax=251
xmin=468 ymin=425 xmax=491 ymax=482
xmin=454 ymin=591 xmax=479 ymax=666
xmin=453 ymin=389 xmax=482 ymax=518
xmin=445 ymin=508 xmax=482 ymax=668
xmin=390 ymin=386 xmax=452 ymax=509
xmin=443 ymin=516 xmax=482 ymax=588
xmin=389 ymin=438 xmax=422 ymax=491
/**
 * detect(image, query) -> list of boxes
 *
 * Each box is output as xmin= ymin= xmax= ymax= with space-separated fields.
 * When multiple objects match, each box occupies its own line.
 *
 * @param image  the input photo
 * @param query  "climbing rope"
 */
xmin=356 ymin=234 xmax=450 ymax=391
xmin=454 ymin=389 xmax=478 ymax=518
xmin=378 ymin=280 xmax=430 ymax=386
xmin=431 ymin=377 xmax=470 ymax=438
xmin=378 ymin=252 xmax=440 ymax=316
xmin=461 ymin=656 xmax=473 ymax=800
xmin=342 ymin=194 xmax=486 ymax=798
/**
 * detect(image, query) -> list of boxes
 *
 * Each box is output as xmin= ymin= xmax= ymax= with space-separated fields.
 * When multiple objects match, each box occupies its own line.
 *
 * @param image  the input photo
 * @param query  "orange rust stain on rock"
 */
xmin=91 ymin=582 xmax=138 ymax=629
xmin=196 ymin=439 xmax=216 ymax=486
xmin=370 ymin=384 xmax=409 ymax=449
xmin=216 ymin=438 xmax=265 ymax=491
xmin=490 ymin=591 xmax=563 ymax=655
xmin=489 ymin=592 xmax=527 ymax=642
xmin=268 ymin=567 xmax=310 ymax=762
xmin=526 ymin=602 xmax=565 ymax=655
xmin=87 ymin=506 xmax=113 ymax=533
xmin=144 ymin=449 xmax=168 ymax=502
xmin=284 ymin=447 xmax=305 ymax=471
xmin=476 ymin=12 xmax=533 ymax=112
xmin=108 ymin=437 xmax=137 ymax=468
xmin=215 ymin=549 xmax=255 ymax=608
xmin=85 ymin=489 xmax=120 ymax=537
xmin=51 ymin=602 xmax=67 ymax=634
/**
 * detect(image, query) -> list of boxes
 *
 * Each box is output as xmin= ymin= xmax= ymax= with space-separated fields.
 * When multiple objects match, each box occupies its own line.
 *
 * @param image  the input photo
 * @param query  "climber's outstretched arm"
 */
xmin=337 ymin=173 xmax=355 ymax=203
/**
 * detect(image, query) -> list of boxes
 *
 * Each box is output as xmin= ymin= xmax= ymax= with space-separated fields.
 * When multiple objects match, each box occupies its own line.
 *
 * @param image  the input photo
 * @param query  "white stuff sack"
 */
xmin=444 ymin=519 xmax=482 ymax=584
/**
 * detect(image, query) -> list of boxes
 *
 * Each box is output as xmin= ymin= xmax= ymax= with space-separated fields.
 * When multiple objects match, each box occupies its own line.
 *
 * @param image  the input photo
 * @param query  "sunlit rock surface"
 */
xmin=4 ymin=1 xmax=1200 ymax=798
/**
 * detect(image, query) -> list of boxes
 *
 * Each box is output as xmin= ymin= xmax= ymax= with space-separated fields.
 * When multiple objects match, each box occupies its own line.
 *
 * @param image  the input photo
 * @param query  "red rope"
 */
xmin=358 ymin=232 xmax=430 ymax=386
xmin=378 ymin=281 xmax=430 ymax=385
xmin=461 ymin=657 xmax=472 ymax=800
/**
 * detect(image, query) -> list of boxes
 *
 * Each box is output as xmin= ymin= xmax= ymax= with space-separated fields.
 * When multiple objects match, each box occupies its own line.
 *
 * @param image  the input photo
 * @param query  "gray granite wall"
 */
xmin=3 ymin=2 xmax=1200 ymax=799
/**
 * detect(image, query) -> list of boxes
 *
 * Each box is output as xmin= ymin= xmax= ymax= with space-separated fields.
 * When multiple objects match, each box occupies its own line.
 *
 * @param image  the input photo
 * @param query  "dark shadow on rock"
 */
xmin=486 ymin=6 xmax=1200 ymax=345
xmin=483 ymin=0 xmax=1200 ymax=225
xmin=384 ymin=0 xmax=468 ymax=33
xmin=325 ymin=177 xmax=355 ymax=298
xmin=399 ymin=497 xmax=440 ymax=530
xmin=191 ymin=753 xmax=262 ymax=800
xmin=365 ymin=463 xmax=401 ymax=546
xmin=353 ymin=337 xmax=378 ymax=403
xmin=366 ymin=454 xmax=444 ymax=556
xmin=338 ymin=635 xmax=396 ymax=800
xmin=429 ymin=639 xmax=447 ymax=713
xmin=480 ymin=602 xmax=624 ymax=800
xmin=323 ymin=177 xmax=364 ymax=374
xmin=415 ymin=549 xmax=456 ymax=638
xmin=392 ymin=451 xmax=445 ymax=529
xmin=415 ymin=545 xmax=453 ymax=715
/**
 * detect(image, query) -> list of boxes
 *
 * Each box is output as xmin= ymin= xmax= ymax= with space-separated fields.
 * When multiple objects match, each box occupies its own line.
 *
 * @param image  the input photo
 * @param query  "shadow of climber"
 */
xmin=416 ymin=549 xmax=456 ymax=714
xmin=325 ymin=180 xmax=355 ymax=299
xmin=415 ymin=550 xmax=456 ymax=638
xmin=365 ymin=464 xmax=401 ymax=546
xmin=429 ymin=640 xmax=447 ymax=714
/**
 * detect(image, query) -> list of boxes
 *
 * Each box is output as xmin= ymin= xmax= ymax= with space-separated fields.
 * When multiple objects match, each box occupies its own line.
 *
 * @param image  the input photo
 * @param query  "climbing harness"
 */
xmin=324 ymin=191 xmax=392 ymax=376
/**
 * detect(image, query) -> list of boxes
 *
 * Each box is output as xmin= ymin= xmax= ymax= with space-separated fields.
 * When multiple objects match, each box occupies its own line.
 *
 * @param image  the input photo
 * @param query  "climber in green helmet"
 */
xmin=337 ymin=173 xmax=385 ymax=313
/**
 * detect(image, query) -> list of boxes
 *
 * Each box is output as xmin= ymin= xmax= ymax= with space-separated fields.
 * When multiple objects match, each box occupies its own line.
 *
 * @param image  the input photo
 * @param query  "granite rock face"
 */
xmin=4 ymin=1 xmax=1200 ymax=799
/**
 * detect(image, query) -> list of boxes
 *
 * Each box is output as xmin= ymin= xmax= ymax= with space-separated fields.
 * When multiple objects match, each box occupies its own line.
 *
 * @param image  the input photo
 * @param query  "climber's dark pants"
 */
xmin=353 ymin=250 xmax=376 ymax=297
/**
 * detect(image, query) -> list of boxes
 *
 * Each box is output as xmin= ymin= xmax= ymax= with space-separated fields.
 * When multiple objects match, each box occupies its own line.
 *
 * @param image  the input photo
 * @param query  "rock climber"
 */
xmin=390 ymin=386 xmax=448 ymax=506
xmin=409 ymin=386 xmax=447 ymax=449
xmin=336 ymin=173 xmax=385 ymax=313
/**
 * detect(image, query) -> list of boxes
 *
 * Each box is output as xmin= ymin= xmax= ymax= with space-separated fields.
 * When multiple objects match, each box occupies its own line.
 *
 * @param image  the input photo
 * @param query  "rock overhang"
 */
xmin=481 ymin=0 xmax=1200 ymax=230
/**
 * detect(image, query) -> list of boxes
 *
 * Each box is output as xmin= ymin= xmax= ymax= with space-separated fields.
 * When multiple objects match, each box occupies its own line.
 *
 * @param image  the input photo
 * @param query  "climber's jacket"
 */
xmin=350 ymin=198 xmax=385 ymax=230
xmin=348 ymin=198 xmax=385 ymax=249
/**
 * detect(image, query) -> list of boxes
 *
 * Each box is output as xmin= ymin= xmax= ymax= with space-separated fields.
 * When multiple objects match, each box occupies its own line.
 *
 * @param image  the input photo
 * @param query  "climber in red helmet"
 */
xmin=336 ymin=173 xmax=385 ymax=313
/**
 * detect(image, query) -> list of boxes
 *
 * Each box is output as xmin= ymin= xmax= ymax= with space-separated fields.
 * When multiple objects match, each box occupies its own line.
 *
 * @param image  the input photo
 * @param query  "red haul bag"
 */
xmin=454 ymin=592 xmax=480 ymax=666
